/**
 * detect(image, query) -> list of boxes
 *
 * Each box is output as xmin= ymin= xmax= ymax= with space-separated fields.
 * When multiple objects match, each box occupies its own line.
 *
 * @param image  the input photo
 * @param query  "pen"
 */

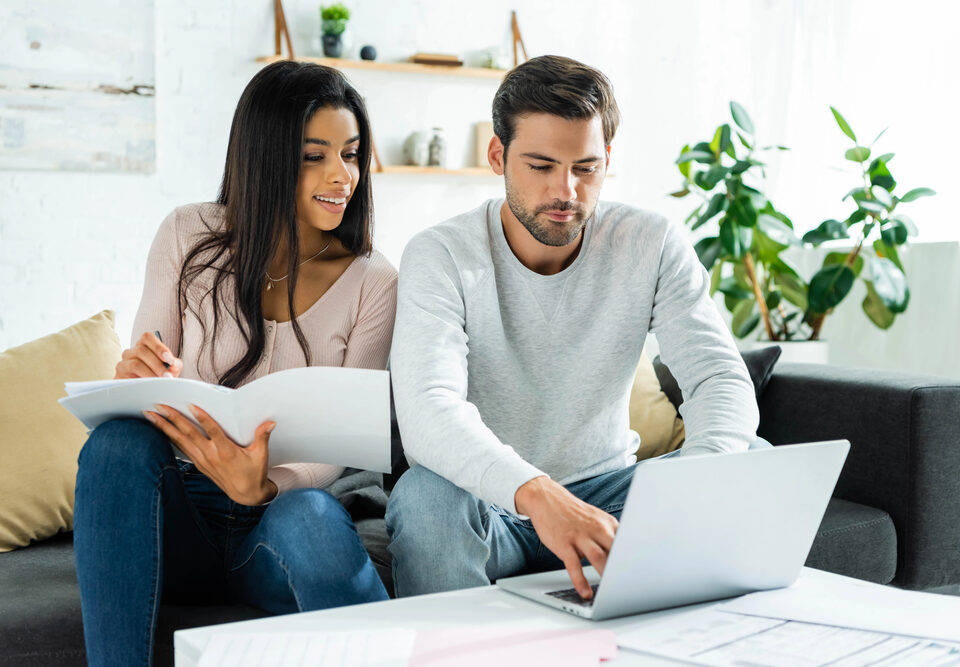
xmin=154 ymin=330 xmax=171 ymax=369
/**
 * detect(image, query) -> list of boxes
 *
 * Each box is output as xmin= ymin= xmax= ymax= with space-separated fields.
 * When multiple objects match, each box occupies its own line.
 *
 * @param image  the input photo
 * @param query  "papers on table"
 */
xmin=618 ymin=608 xmax=960 ymax=667
xmin=718 ymin=574 xmax=960 ymax=643
xmin=411 ymin=626 xmax=616 ymax=666
xmin=197 ymin=629 xmax=416 ymax=667
xmin=59 ymin=367 xmax=391 ymax=471
xmin=196 ymin=626 xmax=616 ymax=667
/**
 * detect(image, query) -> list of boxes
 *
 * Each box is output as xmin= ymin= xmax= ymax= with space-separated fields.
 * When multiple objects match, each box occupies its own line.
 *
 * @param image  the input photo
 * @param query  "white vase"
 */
xmin=740 ymin=340 xmax=830 ymax=365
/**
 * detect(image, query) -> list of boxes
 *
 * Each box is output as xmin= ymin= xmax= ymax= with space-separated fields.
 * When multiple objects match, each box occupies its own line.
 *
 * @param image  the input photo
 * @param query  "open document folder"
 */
xmin=59 ymin=367 xmax=391 ymax=472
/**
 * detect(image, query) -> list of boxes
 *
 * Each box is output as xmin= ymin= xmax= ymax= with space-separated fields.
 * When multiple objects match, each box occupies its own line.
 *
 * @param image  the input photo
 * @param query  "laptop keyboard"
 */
xmin=546 ymin=584 xmax=599 ymax=607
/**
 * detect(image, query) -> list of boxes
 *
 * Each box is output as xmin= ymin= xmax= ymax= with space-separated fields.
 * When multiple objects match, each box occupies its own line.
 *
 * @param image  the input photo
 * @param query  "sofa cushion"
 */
xmin=653 ymin=346 xmax=782 ymax=410
xmin=806 ymin=497 xmax=897 ymax=585
xmin=0 ymin=311 xmax=122 ymax=551
xmin=630 ymin=351 xmax=685 ymax=460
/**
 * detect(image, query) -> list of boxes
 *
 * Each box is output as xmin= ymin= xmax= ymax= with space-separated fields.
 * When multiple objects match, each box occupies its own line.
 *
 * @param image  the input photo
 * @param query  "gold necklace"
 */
xmin=264 ymin=240 xmax=331 ymax=290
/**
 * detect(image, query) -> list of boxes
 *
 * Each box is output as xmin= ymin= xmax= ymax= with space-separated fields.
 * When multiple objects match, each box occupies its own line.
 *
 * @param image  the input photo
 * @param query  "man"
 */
xmin=386 ymin=55 xmax=760 ymax=600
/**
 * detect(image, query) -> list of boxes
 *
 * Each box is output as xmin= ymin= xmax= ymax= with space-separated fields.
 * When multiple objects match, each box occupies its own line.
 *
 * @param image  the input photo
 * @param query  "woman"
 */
xmin=73 ymin=61 xmax=397 ymax=666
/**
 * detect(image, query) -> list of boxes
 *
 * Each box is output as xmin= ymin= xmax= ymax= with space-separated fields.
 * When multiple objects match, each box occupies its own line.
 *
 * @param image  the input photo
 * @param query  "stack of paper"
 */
xmin=411 ymin=626 xmax=617 ymax=666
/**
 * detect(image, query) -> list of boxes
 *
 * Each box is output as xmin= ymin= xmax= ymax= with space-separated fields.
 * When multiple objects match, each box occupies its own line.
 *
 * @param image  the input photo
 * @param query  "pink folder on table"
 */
xmin=411 ymin=626 xmax=617 ymax=666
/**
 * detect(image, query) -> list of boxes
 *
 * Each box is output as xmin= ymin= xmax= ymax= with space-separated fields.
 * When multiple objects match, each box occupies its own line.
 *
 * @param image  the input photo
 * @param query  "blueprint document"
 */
xmin=618 ymin=608 xmax=960 ymax=666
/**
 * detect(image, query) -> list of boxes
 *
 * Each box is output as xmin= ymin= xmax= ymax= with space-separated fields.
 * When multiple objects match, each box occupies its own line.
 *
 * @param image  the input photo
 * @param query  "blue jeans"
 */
xmin=386 ymin=439 xmax=772 ymax=597
xmin=74 ymin=418 xmax=388 ymax=667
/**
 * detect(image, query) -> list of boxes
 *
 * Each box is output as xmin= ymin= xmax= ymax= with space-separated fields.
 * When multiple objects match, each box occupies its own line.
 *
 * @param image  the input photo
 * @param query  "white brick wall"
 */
xmin=2 ymin=0 xmax=957 ymax=378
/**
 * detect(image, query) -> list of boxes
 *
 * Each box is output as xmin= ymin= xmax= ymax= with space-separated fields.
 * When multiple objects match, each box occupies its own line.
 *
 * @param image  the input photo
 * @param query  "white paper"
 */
xmin=718 ymin=575 xmax=960 ymax=643
xmin=59 ymin=367 xmax=391 ymax=472
xmin=618 ymin=608 xmax=960 ymax=667
xmin=197 ymin=629 xmax=416 ymax=667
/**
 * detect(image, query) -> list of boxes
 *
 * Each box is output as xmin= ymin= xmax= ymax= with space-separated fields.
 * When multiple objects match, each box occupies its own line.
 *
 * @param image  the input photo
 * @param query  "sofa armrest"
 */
xmin=758 ymin=362 xmax=960 ymax=590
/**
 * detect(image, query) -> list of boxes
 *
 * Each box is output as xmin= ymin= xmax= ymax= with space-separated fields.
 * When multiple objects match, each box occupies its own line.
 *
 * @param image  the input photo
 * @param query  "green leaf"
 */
xmin=710 ymin=262 xmax=723 ymax=295
xmin=808 ymin=264 xmax=856 ymax=313
xmin=870 ymin=256 xmax=909 ymax=313
xmin=710 ymin=124 xmax=732 ymax=155
xmin=694 ymin=165 xmax=730 ymax=190
xmin=871 ymin=185 xmax=893 ymax=208
xmin=727 ymin=196 xmax=758 ymax=228
xmin=669 ymin=188 xmax=690 ymax=198
xmin=843 ymin=187 xmax=867 ymax=202
xmin=737 ymin=132 xmax=753 ymax=150
xmin=731 ymin=160 xmax=752 ymax=175
xmin=754 ymin=229 xmax=787 ymax=264
xmin=694 ymin=236 xmax=722 ymax=270
xmin=872 ymin=127 xmax=889 ymax=145
xmin=772 ymin=270 xmax=808 ymax=311
xmin=890 ymin=214 xmax=919 ymax=237
xmin=719 ymin=220 xmax=753 ymax=258
xmin=730 ymin=101 xmax=755 ymax=135
xmin=845 ymin=146 xmax=871 ymax=162
xmin=899 ymin=187 xmax=936 ymax=203
xmin=859 ymin=199 xmax=888 ymax=214
xmin=692 ymin=193 xmax=727 ymax=230
xmin=678 ymin=144 xmax=692 ymax=178
xmin=731 ymin=298 xmax=757 ymax=337
xmin=802 ymin=219 xmax=849 ymax=245
xmin=846 ymin=208 xmax=868 ymax=225
xmin=734 ymin=311 xmax=761 ymax=339
xmin=765 ymin=289 xmax=782 ymax=310
xmin=830 ymin=106 xmax=857 ymax=142
xmin=717 ymin=276 xmax=754 ymax=301
xmin=875 ymin=152 xmax=895 ymax=164
xmin=676 ymin=150 xmax=715 ymax=164
xmin=684 ymin=205 xmax=702 ymax=226
xmin=869 ymin=159 xmax=896 ymax=192
xmin=862 ymin=281 xmax=896 ymax=329
xmin=873 ymin=238 xmax=904 ymax=272
xmin=732 ymin=263 xmax=751 ymax=289
xmin=881 ymin=220 xmax=908 ymax=246
xmin=824 ymin=251 xmax=864 ymax=278
xmin=757 ymin=214 xmax=800 ymax=246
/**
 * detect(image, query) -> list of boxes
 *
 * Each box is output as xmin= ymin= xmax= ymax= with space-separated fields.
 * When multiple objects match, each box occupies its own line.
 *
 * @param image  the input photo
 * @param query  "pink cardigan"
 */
xmin=131 ymin=202 xmax=398 ymax=496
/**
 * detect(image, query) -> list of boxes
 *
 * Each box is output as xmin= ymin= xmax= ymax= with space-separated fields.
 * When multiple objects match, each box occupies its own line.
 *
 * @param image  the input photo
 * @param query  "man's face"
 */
xmin=493 ymin=113 xmax=609 ymax=247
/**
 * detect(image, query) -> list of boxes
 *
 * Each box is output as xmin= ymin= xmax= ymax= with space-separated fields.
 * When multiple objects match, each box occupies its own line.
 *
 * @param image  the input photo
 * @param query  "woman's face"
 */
xmin=295 ymin=106 xmax=362 ymax=234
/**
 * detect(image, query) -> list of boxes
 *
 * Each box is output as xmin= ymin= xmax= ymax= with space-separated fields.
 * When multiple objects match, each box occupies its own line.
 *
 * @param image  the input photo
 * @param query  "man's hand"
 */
xmin=515 ymin=476 xmax=619 ymax=599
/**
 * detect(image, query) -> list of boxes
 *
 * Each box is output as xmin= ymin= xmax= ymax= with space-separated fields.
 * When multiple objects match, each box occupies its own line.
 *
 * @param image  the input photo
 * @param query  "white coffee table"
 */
xmin=174 ymin=567 xmax=847 ymax=665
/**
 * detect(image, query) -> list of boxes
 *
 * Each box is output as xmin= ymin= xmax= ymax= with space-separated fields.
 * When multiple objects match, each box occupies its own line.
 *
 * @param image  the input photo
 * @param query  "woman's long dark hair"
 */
xmin=178 ymin=61 xmax=374 ymax=387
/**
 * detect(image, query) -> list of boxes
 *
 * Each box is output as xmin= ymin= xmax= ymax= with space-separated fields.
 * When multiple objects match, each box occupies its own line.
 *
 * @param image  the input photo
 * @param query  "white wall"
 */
xmin=1 ymin=0 xmax=958 ymax=377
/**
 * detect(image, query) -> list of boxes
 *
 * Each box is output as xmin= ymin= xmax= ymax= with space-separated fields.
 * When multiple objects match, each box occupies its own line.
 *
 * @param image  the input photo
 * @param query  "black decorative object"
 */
xmin=360 ymin=45 xmax=377 ymax=61
xmin=322 ymin=34 xmax=343 ymax=58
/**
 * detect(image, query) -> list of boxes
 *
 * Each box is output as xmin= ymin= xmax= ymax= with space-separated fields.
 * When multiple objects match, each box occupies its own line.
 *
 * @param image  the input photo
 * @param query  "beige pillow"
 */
xmin=630 ymin=350 xmax=685 ymax=461
xmin=0 ymin=310 xmax=122 ymax=551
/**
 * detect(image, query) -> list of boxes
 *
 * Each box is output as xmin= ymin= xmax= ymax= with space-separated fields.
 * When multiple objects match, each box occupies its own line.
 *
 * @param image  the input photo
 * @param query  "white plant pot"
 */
xmin=740 ymin=339 xmax=830 ymax=365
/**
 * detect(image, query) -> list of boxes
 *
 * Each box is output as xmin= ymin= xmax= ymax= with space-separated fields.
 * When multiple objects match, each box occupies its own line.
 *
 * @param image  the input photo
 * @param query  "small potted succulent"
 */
xmin=320 ymin=3 xmax=350 ymax=58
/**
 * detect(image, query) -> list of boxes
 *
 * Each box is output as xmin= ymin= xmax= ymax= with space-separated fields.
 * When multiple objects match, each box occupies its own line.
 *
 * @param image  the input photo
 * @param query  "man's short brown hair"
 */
xmin=492 ymin=55 xmax=621 ymax=157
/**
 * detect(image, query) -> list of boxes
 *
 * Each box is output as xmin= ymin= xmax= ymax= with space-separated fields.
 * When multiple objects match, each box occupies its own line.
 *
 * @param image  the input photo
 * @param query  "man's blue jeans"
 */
xmin=74 ymin=418 xmax=388 ymax=667
xmin=386 ymin=440 xmax=771 ymax=598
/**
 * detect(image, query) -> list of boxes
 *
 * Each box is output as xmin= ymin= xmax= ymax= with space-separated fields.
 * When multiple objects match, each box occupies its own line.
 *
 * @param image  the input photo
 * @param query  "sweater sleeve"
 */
xmin=131 ymin=209 xmax=183 ymax=353
xmin=391 ymin=232 xmax=546 ymax=514
xmin=649 ymin=222 xmax=759 ymax=456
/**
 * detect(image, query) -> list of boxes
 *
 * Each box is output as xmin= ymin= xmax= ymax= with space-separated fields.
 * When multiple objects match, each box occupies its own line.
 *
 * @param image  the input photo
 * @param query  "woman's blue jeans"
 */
xmin=73 ymin=418 xmax=388 ymax=667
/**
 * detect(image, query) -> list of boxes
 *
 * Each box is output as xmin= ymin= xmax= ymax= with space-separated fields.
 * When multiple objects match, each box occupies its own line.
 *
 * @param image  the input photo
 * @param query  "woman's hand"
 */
xmin=115 ymin=332 xmax=183 ymax=379
xmin=143 ymin=403 xmax=278 ymax=506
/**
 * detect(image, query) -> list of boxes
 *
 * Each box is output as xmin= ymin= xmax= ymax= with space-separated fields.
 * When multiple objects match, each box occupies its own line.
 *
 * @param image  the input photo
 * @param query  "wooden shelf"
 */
xmin=375 ymin=165 xmax=500 ymax=176
xmin=256 ymin=55 xmax=507 ymax=80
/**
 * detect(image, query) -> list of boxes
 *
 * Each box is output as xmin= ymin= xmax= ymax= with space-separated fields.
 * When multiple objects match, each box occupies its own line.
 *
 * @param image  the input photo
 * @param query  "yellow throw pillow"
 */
xmin=630 ymin=350 xmax=685 ymax=461
xmin=0 ymin=310 xmax=122 ymax=551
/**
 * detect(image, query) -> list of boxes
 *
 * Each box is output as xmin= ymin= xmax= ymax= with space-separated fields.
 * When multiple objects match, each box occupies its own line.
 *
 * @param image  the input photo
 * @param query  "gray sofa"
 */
xmin=2 ymin=362 xmax=958 ymax=666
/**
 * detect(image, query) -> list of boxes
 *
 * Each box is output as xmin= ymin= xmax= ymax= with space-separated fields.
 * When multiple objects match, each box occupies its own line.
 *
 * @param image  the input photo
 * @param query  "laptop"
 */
xmin=496 ymin=440 xmax=849 ymax=621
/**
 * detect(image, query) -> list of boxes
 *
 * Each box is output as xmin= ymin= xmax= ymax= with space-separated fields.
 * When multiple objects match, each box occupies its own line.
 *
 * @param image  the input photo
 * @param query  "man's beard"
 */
xmin=505 ymin=180 xmax=590 ymax=247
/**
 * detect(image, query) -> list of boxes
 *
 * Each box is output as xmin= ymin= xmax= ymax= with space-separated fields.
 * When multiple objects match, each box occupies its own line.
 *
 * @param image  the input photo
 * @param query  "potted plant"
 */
xmin=671 ymin=102 xmax=806 ymax=350
xmin=672 ymin=104 xmax=935 ymax=362
xmin=800 ymin=107 xmax=935 ymax=340
xmin=320 ymin=3 xmax=350 ymax=58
